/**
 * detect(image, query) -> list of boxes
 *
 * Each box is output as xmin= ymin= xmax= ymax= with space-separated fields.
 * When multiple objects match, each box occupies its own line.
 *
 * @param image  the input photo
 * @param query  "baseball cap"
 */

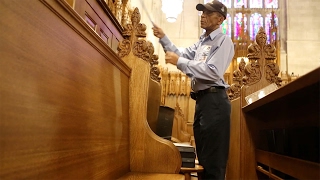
xmin=196 ymin=0 xmax=227 ymax=19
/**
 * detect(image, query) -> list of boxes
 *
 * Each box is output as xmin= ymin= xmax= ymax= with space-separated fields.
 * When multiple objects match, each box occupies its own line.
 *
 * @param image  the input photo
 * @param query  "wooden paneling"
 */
xmin=226 ymin=98 xmax=241 ymax=179
xmin=256 ymin=150 xmax=320 ymax=180
xmin=147 ymin=79 xmax=161 ymax=133
xmin=74 ymin=0 xmax=123 ymax=52
xmin=242 ymin=67 xmax=320 ymax=179
xmin=0 ymin=0 xmax=130 ymax=179
xmin=123 ymin=53 xmax=182 ymax=174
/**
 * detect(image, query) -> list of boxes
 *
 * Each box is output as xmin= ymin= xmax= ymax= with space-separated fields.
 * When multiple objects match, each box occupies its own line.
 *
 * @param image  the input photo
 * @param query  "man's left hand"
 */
xmin=165 ymin=51 xmax=179 ymax=65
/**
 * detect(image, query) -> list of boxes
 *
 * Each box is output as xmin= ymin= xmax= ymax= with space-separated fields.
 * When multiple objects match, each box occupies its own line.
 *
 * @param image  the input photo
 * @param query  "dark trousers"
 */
xmin=193 ymin=89 xmax=231 ymax=180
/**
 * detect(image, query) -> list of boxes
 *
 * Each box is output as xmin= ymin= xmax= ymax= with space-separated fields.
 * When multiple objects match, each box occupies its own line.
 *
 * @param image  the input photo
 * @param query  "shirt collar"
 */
xmin=200 ymin=28 xmax=222 ymax=40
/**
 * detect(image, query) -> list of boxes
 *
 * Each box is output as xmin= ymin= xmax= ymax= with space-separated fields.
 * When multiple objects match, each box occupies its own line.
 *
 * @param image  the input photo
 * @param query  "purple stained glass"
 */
xmin=250 ymin=0 xmax=263 ymax=8
xmin=265 ymin=13 xmax=278 ymax=43
xmin=234 ymin=0 xmax=247 ymax=8
xmin=250 ymin=13 xmax=263 ymax=40
xmin=265 ymin=0 xmax=278 ymax=8
xmin=234 ymin=13 xmax=247 ymax=40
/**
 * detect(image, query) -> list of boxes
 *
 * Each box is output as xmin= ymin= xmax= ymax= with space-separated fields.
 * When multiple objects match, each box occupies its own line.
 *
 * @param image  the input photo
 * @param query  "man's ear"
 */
xmin=219 ymin=17 xmax=224 ymax=25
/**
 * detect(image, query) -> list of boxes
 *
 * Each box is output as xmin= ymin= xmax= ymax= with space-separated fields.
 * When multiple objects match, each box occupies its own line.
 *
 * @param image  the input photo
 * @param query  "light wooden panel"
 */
xmin=0 ymin=0 xmax=131 ymax=179
xmin=226 ymin=98 xmax=241 ymax=179
xmin=147 ymin=79 xmax=161 ymax=133
xmin=123 ymin=54 xmax=181 ymax=174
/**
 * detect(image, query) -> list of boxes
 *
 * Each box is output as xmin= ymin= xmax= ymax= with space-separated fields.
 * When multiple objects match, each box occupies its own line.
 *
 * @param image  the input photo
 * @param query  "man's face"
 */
xmin=200 ymin=10 xmax=224 ymax=32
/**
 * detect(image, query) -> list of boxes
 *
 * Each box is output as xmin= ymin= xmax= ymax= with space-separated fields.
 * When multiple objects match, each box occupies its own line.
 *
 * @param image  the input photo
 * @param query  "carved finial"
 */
xmin=117 ymin=7 xmax=161 ymax=82
xmin=228 ymin=58 xmax=247 ymax=100
xmin=242 ymin=27 xmax=281 ymax=87
xmin=131 ymin=8 xmax=140 ymax=26
xmin=256 ymin=27 xmax=267 ymax=48
xmin=122 ymin=8 xmax=146 ymax=38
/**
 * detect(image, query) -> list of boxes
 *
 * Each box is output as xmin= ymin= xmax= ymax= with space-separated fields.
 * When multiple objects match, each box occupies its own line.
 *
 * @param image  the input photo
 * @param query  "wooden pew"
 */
xmin=171 ymin=103 xmax=192 ymax=144
xmin=226 ymin=27 xmax=320 ymax=179
xmin=0 ymin=0 xmax=184 ymax=179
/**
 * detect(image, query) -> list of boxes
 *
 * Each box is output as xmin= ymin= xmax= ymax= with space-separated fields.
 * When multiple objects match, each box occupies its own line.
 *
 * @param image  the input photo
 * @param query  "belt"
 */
xmin=190 ymin=86 xmax=225 ymax=100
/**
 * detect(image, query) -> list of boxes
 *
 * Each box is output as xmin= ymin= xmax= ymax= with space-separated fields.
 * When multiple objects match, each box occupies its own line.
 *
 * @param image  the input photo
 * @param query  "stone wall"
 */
xmin=285 ymin=0 xmax=320 ymax=76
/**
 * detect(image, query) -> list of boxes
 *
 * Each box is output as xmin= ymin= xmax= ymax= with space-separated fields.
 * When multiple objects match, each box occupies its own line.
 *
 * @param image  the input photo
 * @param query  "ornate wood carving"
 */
xmin=117 ymin=8 xmax=160 ymax=82
xmin=229 ymin=27 xmax=282 ymax=100
xmin=228 ymin=58 xmax=246 ymax=100
xmin=118 ymin=39 xmax=131 ymax=58
xmin=117 ymin=7 xmax=181 ymax=174
xmin=160 ymin=70 xmax=192 ymax=98
xmin=245 ymin=27 xmax=282 ymax=86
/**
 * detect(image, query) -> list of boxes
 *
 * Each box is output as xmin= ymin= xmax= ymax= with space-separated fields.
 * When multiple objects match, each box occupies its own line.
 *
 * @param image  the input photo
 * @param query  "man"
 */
xmin=152 ymin=1 xmax=234 ymax=179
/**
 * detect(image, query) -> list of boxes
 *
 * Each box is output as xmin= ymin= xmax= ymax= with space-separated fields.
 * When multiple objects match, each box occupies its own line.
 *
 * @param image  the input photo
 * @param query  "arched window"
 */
xmin=202 ymin=0 xmax=279 ymax=42
xmin=265 ymin=0 xmax=278 ymax=8
xmin=234 ymin=13 xmax=247 ymax=40
xmin=249 ymin=0 xmax=262 ymax=8
xmin=250 ymin=13 xmax=263 ymax=40
xmin=234 ymin=0 xmax=247 ymax=8
xmin=220 ymin=0 xmax=232 ymax=8
xmin=265 ymin=12 xmax=278 ymax=43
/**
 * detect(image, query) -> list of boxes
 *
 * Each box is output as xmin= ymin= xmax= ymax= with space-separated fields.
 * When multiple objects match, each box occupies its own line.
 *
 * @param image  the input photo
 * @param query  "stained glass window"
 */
xmin=204 ymin=0 xmax=231 ymax=7
xmin=265 ymin=0 xmax=278 ymax=8
xmin=218 ymin=0 xmax=231 ymax=8
xmin=250 ymin=13 xmax=263 ymax=40
xmin=265 ymin=13 xmax=278 ymax=43
xmin=221 ymin=14 xmax=231 ymax=37
xmin=234 ymin=13 xmax=247 ymax=40
xmin=234 ymin=0 xmax=247 ymax=8
xmin=249 ymin=0 xmax=262 ymax=8
xmin=200 ymin=0 xmax=279 ymax=43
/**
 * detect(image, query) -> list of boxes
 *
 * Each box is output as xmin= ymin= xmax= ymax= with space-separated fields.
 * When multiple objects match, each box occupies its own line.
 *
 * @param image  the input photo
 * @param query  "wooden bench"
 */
xmin=171 ymin=103 xmax=192 ymax=143
xmin=226 ymin=27 xmax=320 ymax=179
xmin=0 ymin=0 xmax=184 ymax=179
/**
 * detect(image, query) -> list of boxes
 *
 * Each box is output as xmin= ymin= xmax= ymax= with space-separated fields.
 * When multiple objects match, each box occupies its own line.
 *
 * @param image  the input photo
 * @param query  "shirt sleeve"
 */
xmin=177 ymin=36 xmax=234 ymax=82
xmin=159 ymin=35 xmax=198 ymax=61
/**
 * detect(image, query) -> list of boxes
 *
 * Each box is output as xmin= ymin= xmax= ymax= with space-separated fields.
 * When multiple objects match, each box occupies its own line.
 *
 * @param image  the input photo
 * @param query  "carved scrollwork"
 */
xmin=232 ymin=69 xmax=243 ymax=84
xmin=243 ymin=27 xmax=281 ymax=87
xmin=150 ymin=66 xmax=161 ymax=82
xmin=136 ymin=23 xmax=147 ymax=37
xmin=239 ymin=58 xmax=246 ymax=73
xmin=118 ymin=7 xmax=160 ymax=82
xmin=133 ymin=39 xmax=150 ymax=61
xmin=117 ymin=39 xmax=131 ymax=58
xmin=266 ymin=62 xmax=282 ymax=86
xmin=123 ymin=24 xmax=133 ymax=37
xmin=150 ymin=43 xmax=161 ymax=83
xmin=247 ymin=43 xmax=260 ymax=60
xmin=242 ymin=61 xmax=261 ymax=85
xmin=228 ymin=27 xmax=282 ymax=99
xmin=228 ymin=83 xmax=241 ymax=100
xmin=150 ymin=54 xmax=159 ymax=66
xmin=228 ymin=58 xmax=246 ymax=100
xmin=264 ymin=44 xmax=276 ymax=60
